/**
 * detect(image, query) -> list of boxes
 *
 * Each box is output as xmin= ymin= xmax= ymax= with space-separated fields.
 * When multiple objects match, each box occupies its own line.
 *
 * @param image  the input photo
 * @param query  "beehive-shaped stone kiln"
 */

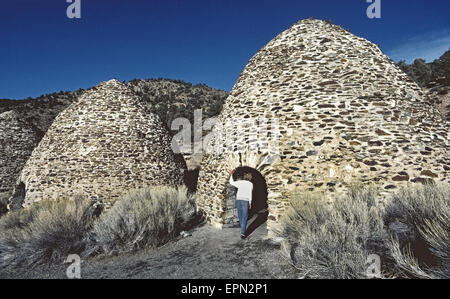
xmin=0 ymin=111 xmax=38 ymax=212
xmin=9 ymin=79 xmax=186 ymax=209
xmin=196 ymin=19 xmax=449 ymax=234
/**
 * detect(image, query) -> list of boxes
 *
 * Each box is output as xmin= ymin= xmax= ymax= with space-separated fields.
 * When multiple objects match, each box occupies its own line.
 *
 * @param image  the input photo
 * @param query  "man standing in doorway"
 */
xmin=227 ymin=169 xmax=253 ymax=239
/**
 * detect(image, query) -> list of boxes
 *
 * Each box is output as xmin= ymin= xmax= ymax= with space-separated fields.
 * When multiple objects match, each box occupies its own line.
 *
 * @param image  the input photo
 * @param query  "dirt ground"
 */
xmin=0 ymin=214 xmax=298 ymax=279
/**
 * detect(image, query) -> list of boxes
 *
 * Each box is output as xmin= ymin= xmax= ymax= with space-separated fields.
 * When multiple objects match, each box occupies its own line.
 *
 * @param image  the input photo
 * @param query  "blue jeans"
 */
xmin=236 ymin=200 xmax=249 ymax=236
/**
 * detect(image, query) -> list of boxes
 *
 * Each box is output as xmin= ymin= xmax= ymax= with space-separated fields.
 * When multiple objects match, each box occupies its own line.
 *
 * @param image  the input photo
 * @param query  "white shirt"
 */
xmin=229 ymin=175 xmax=253 ymax=202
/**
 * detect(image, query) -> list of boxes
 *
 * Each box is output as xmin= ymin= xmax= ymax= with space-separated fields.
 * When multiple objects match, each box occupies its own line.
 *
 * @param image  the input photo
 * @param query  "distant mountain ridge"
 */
xmin=0 ymin=78 xmax=228 ymax=139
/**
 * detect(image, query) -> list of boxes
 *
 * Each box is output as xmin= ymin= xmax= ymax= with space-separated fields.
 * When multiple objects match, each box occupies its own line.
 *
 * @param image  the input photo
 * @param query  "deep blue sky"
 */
xmin=1 ymin=0 xmax=449 ymax=99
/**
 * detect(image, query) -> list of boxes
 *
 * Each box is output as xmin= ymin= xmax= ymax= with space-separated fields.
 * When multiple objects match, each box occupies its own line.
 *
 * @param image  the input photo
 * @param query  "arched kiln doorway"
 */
xmin=225 ymin=166 xmax=268 ymax=230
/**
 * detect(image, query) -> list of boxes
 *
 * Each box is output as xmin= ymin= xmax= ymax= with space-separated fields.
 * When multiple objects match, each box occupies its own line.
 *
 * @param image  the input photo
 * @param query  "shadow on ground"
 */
xmin=246 ymin=210 xmax=269 ymax=237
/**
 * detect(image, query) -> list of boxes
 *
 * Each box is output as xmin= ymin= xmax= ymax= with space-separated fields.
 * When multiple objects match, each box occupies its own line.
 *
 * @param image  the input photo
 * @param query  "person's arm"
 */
xmin=227 ymin=169 xmax=240 ymax=188
xmin=229 ymin=174 xmax=240 ymax=188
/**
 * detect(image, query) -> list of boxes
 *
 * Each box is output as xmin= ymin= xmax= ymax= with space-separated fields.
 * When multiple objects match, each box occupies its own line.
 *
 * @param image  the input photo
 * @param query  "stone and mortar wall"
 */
xmin=0 ymin=92 xmax=81 ymax=211
xmin=0 ymin=111 xmax=39 ymax=212
xmin=196 ymin=19 xmax=450 ymax=235
xmin=10 ymin=79 xmax=186 ymax=209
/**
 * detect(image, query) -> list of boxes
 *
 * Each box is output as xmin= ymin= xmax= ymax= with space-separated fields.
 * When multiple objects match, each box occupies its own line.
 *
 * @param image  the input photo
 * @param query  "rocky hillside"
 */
xmin=0 ymin=79 xmax=228 ymax=140
xmin=397 ymin=50 xmax=450 ymax=87
xmin=126 ymin=79 xmax=228 ymax=169
xmin=127 ymin=78 xmax=228 ymax=128
xmin=0 ymin=90 xmax=83 ymax=141
xmin=397 ymin=50 xmax=450 ymax=121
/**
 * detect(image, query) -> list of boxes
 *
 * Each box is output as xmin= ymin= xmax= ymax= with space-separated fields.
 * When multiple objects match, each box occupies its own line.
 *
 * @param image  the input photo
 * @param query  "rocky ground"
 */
xmin=0 ymin=214 xmax=297 ymax=279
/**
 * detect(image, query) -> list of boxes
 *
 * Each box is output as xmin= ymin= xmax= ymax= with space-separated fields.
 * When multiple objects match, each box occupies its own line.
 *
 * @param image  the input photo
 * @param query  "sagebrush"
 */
xmin=86 ymin=185 xmax=196 ymax=255
xmin=279 ymin=187 xmax=389 ymax=279
xmin=0 ymin=185 xmax=196 ymax=268
xmin=280 ymin=184 xmax=450 ymax=279
xmin=0 ymin=197 xmax=95 ymax=268
xmin=384 ymin=184 xmax=450 ymax=279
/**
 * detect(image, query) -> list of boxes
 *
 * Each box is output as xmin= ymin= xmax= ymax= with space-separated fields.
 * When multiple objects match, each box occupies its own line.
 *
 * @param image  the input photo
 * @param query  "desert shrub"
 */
xmin=0 ymin=202 xmax=41 ymax=230
xmin=278 ymin=187 xmax=389 ymax=279
xmin=86 ymin=185 xmax=196 ymax=255
xmin=384 ymin=184 xmax=450 ymax=278
xmin=0 ymin=197 xmax=95 ymax=268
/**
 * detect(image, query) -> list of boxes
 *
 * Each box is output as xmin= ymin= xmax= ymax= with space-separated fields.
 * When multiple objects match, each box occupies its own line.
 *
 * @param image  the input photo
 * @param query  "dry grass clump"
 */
xmin=0 ymin=202 xmax=41 ymax=231
xmin=86 ymin=185 xmax=196 ymax=256
xmin=0 ymin=185 xmax=197 ymax=268
xmin=384 ymin=184 xmax=450 ymax=279
xmin=0 ymin=197 xmax=95 ymax=268
xmin=279 ymin=187 xmax=389 ymax=279
xmin=279 ymin=184 xmax=450 ymax=279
